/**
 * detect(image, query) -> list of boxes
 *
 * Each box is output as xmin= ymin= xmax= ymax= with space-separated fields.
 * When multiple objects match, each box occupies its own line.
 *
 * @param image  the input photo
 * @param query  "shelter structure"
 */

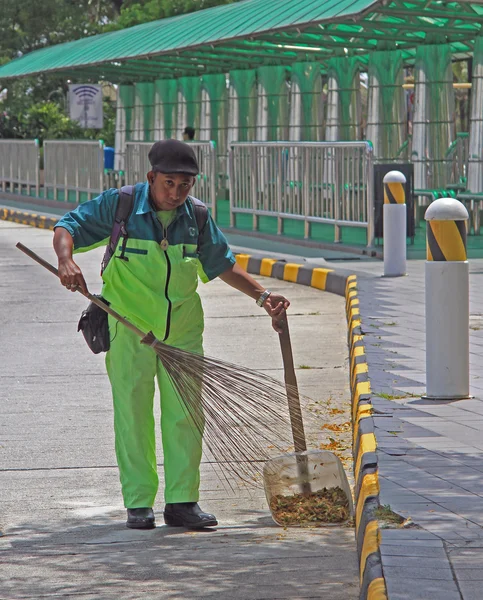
xmin=1 ymin=0 xmax=483 ymax=251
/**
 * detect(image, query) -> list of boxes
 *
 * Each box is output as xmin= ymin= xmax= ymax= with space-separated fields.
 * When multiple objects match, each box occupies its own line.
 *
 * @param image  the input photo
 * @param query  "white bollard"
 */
xmin=383 ymin=171 xmax=407 ymax=277
xmin=424 ymin=198 xmax=470 ymax=400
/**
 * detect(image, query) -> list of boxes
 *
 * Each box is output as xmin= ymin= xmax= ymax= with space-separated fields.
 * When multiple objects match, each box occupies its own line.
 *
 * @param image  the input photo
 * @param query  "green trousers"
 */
xmin=105 ymin=315 xmax=203 ymax=508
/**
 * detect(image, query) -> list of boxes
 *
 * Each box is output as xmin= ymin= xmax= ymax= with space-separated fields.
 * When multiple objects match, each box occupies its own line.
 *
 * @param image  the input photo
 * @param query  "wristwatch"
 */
xmin=256 ymin=289 xmax=271 ymax=307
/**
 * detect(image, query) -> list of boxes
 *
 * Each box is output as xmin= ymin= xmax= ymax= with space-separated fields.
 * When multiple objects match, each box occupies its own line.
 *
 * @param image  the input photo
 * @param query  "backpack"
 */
xmin=78 ymin=186 xmax=209 ymax=354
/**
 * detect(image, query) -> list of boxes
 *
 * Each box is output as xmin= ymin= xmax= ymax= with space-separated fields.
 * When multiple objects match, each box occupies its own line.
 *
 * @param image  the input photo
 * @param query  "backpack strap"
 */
xmin=190 ymin=196 xmax=209 ymax=250
xmin=101 ymin=185 xmax=135 ymax=274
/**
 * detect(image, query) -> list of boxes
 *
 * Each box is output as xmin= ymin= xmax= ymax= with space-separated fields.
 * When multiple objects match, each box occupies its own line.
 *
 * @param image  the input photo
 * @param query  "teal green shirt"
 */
xmin=54 ymin=182 xmax=235 ymax=342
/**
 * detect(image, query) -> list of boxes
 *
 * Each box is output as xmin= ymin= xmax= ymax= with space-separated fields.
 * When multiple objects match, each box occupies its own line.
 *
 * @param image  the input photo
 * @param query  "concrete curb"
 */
xmin=2 ymin=212 xmax=387 ymax=600
xmin=0 ymin=207 xmax=57 ymax=230
xmin=235 ymin=253 xmax=388 ymax=600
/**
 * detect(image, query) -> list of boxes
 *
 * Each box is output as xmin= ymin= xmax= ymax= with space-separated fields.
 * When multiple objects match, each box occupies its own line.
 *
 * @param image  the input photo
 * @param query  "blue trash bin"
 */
xmin=104 ymin=147 xmax=115 ymax=170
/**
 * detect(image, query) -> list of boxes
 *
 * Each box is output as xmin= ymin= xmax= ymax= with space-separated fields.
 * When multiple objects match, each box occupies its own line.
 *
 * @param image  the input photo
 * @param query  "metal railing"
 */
xmin=43 ymin=140 xmax=105 ymax=202
xmin=413 ymin=133 xmax=470 ymax=194
xmin=0 ymin=139 xmax=40 ymax=196
xmin=229 ymin=141 xmax=374 ymax=246
xmin=124 ymin=141 xmax=217 ymax=218
xmin=445 ymin=133 xmax=469 ymax=185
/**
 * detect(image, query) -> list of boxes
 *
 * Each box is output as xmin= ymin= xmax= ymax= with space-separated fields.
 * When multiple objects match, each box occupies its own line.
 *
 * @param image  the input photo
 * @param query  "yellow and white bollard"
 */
xmin=383 ymin=170 xmax=407 ymax=277
xmin=424 ymin=198 xmax=470 ymax=399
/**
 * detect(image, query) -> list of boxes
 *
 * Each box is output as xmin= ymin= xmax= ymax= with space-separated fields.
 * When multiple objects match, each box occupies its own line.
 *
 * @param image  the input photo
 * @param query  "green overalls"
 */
xmin=55 ymin=183 xmax=235 ymax=508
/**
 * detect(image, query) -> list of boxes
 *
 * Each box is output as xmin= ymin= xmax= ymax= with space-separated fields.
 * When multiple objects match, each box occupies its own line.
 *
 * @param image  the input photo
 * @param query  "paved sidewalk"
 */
xmin=0 ymin=221 xmax=359 ymax=599
xmin=336 ymin=258 xmax=483 ymax=600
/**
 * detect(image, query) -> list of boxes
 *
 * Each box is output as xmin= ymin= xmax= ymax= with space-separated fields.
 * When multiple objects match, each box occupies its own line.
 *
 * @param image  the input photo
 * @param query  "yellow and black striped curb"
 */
xmin=235 ymin=254 xmax=388 ymax=600
xmin=234 ymin=253 xmax=348 ymax=295
xmin=347 ymin=276 xmax=388 ymax=600
xmin=0 ymin=207 xmax=57 ymax=230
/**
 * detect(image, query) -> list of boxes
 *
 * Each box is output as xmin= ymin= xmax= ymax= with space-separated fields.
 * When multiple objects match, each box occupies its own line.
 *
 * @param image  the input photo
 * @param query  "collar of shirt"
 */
xmin=136 ymin=181 xmax=191 ymax=220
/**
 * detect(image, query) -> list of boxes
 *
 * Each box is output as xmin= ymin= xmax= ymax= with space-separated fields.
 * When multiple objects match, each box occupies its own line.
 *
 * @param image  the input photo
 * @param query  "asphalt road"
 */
xmin=0 ymin=220 xmax=358 ymax=600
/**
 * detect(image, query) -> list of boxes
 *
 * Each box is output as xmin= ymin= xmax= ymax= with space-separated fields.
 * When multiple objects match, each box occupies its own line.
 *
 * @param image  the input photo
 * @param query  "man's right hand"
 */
xmin=54 ymin=227 xmax=88 ymax=295
xmin=58 ymin=257 xmax=88 ymax=294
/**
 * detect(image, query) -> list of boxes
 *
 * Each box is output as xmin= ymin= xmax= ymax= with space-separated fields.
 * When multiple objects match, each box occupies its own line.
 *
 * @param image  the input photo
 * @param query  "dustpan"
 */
xmin=263 ymin=317 xmax=354 ymax=527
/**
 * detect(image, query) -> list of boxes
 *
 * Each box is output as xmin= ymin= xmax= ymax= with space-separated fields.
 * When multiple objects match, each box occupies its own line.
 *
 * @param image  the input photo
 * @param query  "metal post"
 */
xmin=228 ymin=146 xmax=235 ymax=228
xmin=9 ymin=147 xmax=14 ymax=194
xmin=424 ymin=198 xmax=470 ymax=400
xmin=277 ymin=146 xmax=283 ymax=235
xmin=99 ymin=140 xmax=104 ymax=195
xmin=251 ymin=146 xmax=258 ymax=231
xmin=64 ymin=146 xmax=69 ymax=204
xmin=365 ymin=144 xmax=375 ymax=247
xmin=1 ymin=143 xmax=5 ymax=192
xmin=303 ymin=146 xmax=310 ymax=239
xmin=209 ymin=141 xmax=216 ymax=220
xmin=75 ymin=158 xmax=80 ymax=204
xmin=87 ymin=144 xmax=92 ymax=198
xmin=383 ymin=170 xmax=407 ymax=277
xmin=49 ymin=144 xmax=58 ymax=202
xmin=333 ymin=149 xmax=341 ymax=243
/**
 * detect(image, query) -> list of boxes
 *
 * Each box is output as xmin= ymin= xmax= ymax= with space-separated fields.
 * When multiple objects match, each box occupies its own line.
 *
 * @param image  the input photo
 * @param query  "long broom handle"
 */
xmin=278 ymin=318 xmax=307 ymax=453
xmin=16 ymin=242 xmax=147 ymax=339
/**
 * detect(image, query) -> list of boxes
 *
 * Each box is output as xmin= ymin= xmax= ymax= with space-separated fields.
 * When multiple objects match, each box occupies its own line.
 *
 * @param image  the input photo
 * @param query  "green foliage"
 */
xmin=96 ymin=97 xmax=117 ymax=147
xmin=0 ymin=0 xmax=238 ymax=143
xmin=0 ymin=101 xmax=83 ymax=141
xmin=0 ymin=97 xmax=116 ymax=146
xmin=0 ymin=0 xmax=118 ymax=63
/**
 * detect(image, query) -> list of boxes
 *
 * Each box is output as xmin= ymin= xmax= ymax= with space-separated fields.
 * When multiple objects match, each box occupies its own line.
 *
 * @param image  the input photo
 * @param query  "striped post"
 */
xmin=424 ymin=198 xmax=470 ymax=399
xmin=383 ymin=170 xmax=407 ymax=277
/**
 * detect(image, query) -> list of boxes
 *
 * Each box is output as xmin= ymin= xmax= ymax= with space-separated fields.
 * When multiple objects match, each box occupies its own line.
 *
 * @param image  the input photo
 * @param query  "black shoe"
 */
xmin=164 ymin=502 xmax=218 ymax=529
xmin=126 ymin=507 xmax=155 ymax=529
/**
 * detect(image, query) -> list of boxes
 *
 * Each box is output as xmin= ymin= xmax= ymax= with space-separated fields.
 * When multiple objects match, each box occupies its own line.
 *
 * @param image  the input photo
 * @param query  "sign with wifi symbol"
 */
xmin=68 ymin=84 xmax=104 ymax=129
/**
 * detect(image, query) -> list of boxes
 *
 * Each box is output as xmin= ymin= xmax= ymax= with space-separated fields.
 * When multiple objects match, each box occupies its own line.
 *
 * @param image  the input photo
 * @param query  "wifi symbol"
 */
xmin=73 ymin=85 xmax=100 ymax=100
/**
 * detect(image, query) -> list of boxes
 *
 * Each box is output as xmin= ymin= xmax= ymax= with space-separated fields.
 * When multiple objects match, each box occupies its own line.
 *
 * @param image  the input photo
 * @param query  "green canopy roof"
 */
xmin=0 ymin=0 xmax=482 ymax=82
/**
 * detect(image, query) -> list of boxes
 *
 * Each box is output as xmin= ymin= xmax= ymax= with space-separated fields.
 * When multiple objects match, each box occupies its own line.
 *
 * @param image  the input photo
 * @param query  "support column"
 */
xmin=177 ymin=76 xmax=201 ymax=140
xmin=325 ymin=56 xmax=362 ymax=142
xmin=366 ymin=51 xmax=406 ymax=160
xmin=411 ymin=45 xmax=455 ymax=191
xmin=468 ymin=36 xmax=483 ymax=193
xmin=114 ymin=85 xmax=134 ymax=172
xmin=154 ymin=79 xmax=177 ymax=140
xmin=228 ymin=69 xmax=257 ymax=143
xmin=201 ymin=73 xmax=227 ymax=151
xmin=290 ymin=62 xmax=323 ymax=141
xmin=257 ymin=66 xmax=290 ymax=141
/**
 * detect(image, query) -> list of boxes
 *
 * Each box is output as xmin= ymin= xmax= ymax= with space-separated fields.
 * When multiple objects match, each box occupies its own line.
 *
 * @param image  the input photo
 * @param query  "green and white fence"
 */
xmin=0 ymin=139 xmax=40 ymax=196
xmin=43 ymin=140 xmax=105 ymax=203
xmin=229 ymin=141 xmax=375 ymax=246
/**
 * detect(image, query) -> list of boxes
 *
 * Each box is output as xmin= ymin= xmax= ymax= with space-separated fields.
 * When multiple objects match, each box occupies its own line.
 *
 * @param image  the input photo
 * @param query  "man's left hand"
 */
xmin=262 ymin=293 xmax=290 ymax=333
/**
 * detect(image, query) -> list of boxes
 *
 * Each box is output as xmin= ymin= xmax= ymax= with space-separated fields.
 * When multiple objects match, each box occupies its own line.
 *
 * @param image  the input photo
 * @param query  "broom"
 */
xmin=16 ymin=242 xmax=306 ymax=486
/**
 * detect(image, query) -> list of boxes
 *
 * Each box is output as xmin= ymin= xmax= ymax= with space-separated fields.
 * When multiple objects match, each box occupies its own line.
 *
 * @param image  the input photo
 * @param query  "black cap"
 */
xmin=148 ymin=139 xmax=199 ymax=176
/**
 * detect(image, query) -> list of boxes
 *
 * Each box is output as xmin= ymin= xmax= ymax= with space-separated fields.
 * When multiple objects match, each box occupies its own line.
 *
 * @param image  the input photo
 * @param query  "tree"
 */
xmin=0 ymin=0 xmax=239 ymax=141
xmin=0 ymin=0 xmax=122 ymax=63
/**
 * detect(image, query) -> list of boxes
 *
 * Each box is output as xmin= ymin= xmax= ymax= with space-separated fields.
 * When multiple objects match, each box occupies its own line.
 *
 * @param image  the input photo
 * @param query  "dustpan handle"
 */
xmin=279 ymin=318 xmax=307 ymax=453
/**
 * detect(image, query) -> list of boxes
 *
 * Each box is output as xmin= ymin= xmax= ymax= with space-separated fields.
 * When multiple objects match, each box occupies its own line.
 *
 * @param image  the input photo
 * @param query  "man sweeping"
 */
xmin=53 ymin=139 xmax=290 ymax=530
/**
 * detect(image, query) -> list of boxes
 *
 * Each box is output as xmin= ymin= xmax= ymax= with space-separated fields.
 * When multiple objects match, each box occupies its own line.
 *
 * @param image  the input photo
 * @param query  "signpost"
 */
xmin=68 ymin=84 xmax=103 ymax=129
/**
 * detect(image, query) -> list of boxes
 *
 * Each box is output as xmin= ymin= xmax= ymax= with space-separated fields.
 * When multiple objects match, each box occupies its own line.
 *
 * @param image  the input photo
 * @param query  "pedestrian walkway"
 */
xmin=0 ymin=221 xmax=359 ymax=599
xmin=335 ymin=258 xmax=483 ymax=600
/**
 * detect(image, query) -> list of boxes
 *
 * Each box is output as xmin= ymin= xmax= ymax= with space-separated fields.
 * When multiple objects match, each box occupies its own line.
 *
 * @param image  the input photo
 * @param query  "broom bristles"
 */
xmin=141 ymin=332 xmax=305 ymax=486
